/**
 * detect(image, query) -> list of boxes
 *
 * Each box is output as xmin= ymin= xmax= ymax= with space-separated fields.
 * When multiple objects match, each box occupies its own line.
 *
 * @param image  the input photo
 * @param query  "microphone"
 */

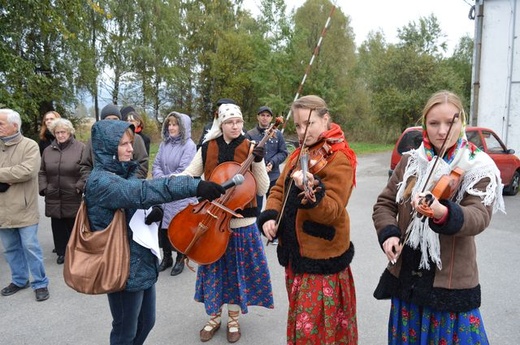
xmin=197 ymin=174 xmax=245 ymax=202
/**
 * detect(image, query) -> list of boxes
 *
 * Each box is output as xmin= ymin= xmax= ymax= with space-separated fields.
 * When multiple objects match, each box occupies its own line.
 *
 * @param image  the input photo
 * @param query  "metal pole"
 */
xmin=470 ymin=0 xmax=484 ymax=126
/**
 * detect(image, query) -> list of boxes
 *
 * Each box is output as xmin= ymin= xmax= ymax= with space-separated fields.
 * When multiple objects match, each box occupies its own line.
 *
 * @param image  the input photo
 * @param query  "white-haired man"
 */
xmin=0 ymin=109 xmax=50 ymax=302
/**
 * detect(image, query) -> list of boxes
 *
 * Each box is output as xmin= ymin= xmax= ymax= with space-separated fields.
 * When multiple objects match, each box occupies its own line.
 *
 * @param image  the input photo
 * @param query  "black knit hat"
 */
xmin=120 ymin=106 xmax=136 ymax=121
xmin=216 ymin=98 xmax=236 ymax=107
xmin=100 ymin=104 xmax=121 ymax=120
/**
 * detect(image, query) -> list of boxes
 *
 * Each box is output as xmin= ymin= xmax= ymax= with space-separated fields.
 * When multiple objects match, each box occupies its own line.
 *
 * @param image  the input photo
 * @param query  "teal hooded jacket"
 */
xmin=85 ymin=120 xmax=199 ymax=291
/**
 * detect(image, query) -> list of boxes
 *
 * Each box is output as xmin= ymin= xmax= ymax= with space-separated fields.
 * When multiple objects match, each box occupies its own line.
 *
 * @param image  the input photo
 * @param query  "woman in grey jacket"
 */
xmin=83 ymin=119 xmax=225 ymax=345
xmin=39 ymin=119 xmax=85 ymax=264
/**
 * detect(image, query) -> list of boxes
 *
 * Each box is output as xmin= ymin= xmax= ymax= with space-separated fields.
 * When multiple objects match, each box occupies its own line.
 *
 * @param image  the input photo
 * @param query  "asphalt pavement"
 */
xmin=1 ymin=151 xmax=519 ymax=344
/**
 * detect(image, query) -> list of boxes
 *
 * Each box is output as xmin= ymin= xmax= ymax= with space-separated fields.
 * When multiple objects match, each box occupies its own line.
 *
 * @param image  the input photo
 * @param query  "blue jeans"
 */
xmin=0 ymin=224 xmax=49 ymax=289
xmin=107 ymin=285 xmax=156 ymax=345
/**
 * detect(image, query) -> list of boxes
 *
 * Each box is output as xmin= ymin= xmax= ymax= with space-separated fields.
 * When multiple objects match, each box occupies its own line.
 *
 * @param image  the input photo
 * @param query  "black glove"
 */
xmin=0 ymin=182 xmax=10 ymax=193
xmin=196 ymin=180 xmax=226 ymax=201
xmin=252 ymin=146 xmax=265 ymax=163
xmin=145 ymin=205 xmax=164 ymax=225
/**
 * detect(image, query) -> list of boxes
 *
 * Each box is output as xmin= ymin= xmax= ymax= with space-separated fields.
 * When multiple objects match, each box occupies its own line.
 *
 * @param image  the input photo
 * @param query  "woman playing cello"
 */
xmin=257 ymin=95 xmax=358 ymax=344
xmin=372 ymin=90 xmax=505 ymax=344
xmin=181 ymin=103 xmax=274 ymax=343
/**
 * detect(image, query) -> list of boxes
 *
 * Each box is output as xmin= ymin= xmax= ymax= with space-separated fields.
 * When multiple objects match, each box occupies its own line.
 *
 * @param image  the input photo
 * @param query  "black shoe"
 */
xmin=35 ymin=287 xmax=49 ymax=302
xmin=56 ymin=255 xmax=65 ymax=265
xmin=1 ymin=281 xmax=30 ymax=296
xmin=158 ymin=256 xmax=173 ymax=272
xmin=170 ymin=256 xmax=185 ymax=276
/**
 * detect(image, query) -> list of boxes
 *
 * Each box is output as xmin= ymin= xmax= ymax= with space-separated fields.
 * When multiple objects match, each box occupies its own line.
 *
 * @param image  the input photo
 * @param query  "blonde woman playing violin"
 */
xmin=258 ymin=95 xmax=358 ymax=344
xmin=372 ymin=90 xmax=505 ymax=344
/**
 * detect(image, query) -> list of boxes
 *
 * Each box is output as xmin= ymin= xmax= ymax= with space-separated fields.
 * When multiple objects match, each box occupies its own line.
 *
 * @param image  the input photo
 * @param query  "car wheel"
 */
xmin=505 ymin=171 xmax=520 ymax=196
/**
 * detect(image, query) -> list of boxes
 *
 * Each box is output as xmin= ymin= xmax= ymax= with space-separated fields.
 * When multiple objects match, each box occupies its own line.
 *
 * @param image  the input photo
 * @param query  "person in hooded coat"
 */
xmin=83 ymin=120 xmax=225 ymax=345
xmin=152 ymin=111 xmax=197 ymax=276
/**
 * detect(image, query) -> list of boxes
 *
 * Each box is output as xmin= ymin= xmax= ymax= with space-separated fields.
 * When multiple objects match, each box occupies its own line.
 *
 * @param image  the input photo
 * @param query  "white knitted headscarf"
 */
xmin=202 ymin=103 xmax=243 ymax=144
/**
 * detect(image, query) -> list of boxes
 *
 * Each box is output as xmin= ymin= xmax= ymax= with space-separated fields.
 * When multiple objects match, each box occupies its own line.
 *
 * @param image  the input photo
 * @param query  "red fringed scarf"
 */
xmin=289 ymin=123 xmax=357 ymax=186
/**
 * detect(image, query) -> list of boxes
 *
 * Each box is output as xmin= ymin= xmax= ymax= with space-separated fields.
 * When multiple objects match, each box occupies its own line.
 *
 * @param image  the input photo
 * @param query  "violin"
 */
xmin=416 ymin=167 xmax=464 ymax=219
xmin=296 ymin=142 xmax=331 ymax=204
xmin=431 ymin=167 xmax=464 ymax=200
xmin=415 ymin=113 xmax=465 ymax=220
xmin=275 ymin=108 xmax=332 ymax=222
xmin=168 ymin=117 xmax=284 ymax=265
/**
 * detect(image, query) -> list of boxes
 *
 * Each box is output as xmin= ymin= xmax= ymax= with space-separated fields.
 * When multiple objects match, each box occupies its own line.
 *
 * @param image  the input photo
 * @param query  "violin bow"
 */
xmin=403 ymin=112 xmax=460 ymax=239
xmin=281 ymin=5 xmax=335 ymax=132
xmin=274 ymin=108 xmax=314 ymax=229
xmin=419 ymin=112 xmax=460 ymax=195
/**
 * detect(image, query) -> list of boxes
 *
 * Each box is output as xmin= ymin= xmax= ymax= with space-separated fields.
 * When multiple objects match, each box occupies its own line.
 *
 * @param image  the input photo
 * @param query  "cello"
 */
xmin=168 ymin=117 xmax=284 ymax=265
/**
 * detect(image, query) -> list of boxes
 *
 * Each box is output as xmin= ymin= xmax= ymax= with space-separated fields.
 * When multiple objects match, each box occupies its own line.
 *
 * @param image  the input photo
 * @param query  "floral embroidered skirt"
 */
xmin=389 ymin=297 xmax=489 ymax=344
xmin=285 ymin=265 xmax=358 ymax=345
xmin=194 ymin=223 xmax=274 ymax=315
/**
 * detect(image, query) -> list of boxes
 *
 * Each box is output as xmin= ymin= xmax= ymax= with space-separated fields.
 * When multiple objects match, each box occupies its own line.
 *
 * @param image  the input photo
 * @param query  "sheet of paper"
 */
xmin=129 ymin=207 xmax=161 ymax=261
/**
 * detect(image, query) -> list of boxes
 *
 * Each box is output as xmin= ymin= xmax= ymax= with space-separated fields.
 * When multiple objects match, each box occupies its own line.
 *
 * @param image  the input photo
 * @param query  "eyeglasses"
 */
xmin=222 ymin=120 xmax=244 ymax=127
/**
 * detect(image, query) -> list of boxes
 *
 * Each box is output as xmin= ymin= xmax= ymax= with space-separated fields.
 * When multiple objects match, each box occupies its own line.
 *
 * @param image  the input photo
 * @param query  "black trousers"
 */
xmin=158 ymin=227 xmax=173 ymax=257
xmin=51 ymin=217 xmax=75 ymax=256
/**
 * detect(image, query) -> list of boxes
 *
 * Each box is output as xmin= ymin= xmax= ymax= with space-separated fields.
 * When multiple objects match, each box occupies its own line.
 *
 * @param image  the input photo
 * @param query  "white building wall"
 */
xmin=475 ymin=0 xmax=520 ymax=152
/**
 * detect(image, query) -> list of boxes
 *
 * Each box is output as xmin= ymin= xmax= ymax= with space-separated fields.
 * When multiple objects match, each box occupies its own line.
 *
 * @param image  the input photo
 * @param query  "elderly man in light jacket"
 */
xmin=0 ymin=109 xmax=50 ymax=302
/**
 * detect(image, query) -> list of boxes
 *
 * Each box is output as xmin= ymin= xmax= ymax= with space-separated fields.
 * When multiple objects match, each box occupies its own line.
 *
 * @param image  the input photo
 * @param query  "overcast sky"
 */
xmin=243 ymin=0 xmax=476 ymax=53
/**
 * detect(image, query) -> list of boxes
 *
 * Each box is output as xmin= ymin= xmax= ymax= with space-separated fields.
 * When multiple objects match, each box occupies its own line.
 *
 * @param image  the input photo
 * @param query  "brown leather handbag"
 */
xmin=63 ymin=201 xmax=130 ymax=294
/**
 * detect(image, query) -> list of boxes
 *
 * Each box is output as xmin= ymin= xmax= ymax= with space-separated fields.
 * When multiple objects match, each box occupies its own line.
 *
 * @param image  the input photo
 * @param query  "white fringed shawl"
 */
xmin=396 ymin=142 xmax=506 ymax=270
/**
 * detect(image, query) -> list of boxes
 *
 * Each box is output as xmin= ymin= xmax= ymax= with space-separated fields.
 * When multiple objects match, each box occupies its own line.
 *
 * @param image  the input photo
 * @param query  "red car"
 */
xmin=389 ymin=126 xmax=520 ymax=195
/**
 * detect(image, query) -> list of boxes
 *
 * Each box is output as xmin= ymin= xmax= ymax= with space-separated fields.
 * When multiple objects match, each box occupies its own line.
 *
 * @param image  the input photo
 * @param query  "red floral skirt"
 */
xmin=285 ymin=265 xmax=358 ymax=345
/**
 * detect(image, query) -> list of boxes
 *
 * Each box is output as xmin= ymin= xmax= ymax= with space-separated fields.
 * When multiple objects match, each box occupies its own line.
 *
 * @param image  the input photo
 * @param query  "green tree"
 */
xmin=249 ymin=0 xmax=295 ymax=116
xmin=358 ymin=15 xmax=464 ymax=132
xmin=0 ymin=0 xmax=91 ymax=137
xmin=97 ymin=0 xmax=137 ymax=106
xmin=444 ymin=35 xmax=473 ymax=107
xmin=181 ymin=0 xmax=241 ymax=122
xmin=120 ymin=0 xmax=182 ymax=121
xmin=397 ymin=14 xmax=447 ymax=57
xmin=289 ymin=0 xmax=364 ymax=131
